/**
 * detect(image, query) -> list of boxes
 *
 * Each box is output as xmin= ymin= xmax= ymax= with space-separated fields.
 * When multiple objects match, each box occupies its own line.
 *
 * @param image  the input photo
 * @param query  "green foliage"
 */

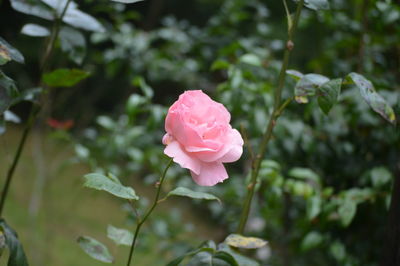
xmin=0 ymin=37 xmax=24 ymax=64
xmin=77 ymin=236 xmax=114 ymax=263
xmin=317 ymin=78 xmax=342 ymax=114
xmin=20 ymin=24 xmax=50 ymax=37
xmin=166 ymin=187 xmax=221 ymax=203
xmin=83 ymin=173 xmax=139 ymax=200
xmin=225 ymin=234 xmax=267 ymax=249
xmin=347 ymin=72 xmax=396 ymax=124
xmin=0 ymin=219 xmax=29 ymax=266
xmin=42 ymin=69 xmax=90 ymax=87
xmin=107 ymin=225 xmax=133 ymax=246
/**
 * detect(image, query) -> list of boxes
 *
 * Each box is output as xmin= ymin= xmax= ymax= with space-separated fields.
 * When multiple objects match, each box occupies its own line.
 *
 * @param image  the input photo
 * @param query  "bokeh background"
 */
xmin=0 ymin=0 xmax=399 ymax=265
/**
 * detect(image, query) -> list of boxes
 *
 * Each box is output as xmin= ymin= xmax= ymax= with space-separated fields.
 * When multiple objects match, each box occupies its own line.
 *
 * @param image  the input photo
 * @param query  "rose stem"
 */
xmin=237 ymin=0 xmax=304 ymax=234
xmin=126 ymin=158 xmax=173 ymax=266
xmin=0 ymin=0 xmax=73 ymax=217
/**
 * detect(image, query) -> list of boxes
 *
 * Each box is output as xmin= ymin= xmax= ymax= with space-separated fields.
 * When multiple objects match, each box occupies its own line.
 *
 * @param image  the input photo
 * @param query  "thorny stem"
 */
xmin=237 ymin=0 xmax=304 ymax=234
xmin=0 ymin=0 xmax=72 ymax=217
xmin=126 ymin=158 xmax=173 ymax=266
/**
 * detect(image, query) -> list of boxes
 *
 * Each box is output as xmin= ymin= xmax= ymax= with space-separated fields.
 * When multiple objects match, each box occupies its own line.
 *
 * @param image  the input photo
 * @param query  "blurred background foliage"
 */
xmin=0 ymin=0 xmax=399 ymax=265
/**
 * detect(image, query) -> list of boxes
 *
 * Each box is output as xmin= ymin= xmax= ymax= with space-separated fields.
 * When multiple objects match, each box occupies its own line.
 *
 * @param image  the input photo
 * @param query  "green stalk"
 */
xmin=0 ymin=0 xmax=72 ymax=217
xmin=237 ymin=0 xmax=304 ymax=234
xmin=126 ymin=158 xmax=173 ymax=266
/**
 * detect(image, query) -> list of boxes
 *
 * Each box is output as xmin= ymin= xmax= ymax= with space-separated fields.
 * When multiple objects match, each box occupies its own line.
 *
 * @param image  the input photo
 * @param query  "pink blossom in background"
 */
xmin=162 ymin=90 xmax=244 ymax=186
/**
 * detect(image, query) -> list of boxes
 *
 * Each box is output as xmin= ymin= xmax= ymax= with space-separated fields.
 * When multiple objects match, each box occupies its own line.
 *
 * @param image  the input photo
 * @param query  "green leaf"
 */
xmin=218 ymin=244 xmax=260 ymax=266
xmin=301 ymin=231 xmax=323 ymax=251
xmin=286 ymin=69 xmax=304 ymax=81
xmin=0 ymin=71 xmax=19 ymax=115
xmin=225 ymin=234 xmax=267 ymax=249
xmin=213 ymin=251 xmax=239 ymax=266
xmin=59 ymin=27 xmax=86 ymax=65
xmin=370 ymin=167 xmax=392 ymax=188
xmin=302 ymin=0 xmax=330 ymax=10
xmin=42 ymin=68 xmax=90 ymax=87
xmin=107 ymin=225 xmax=133 ymax=246
xmin=347 ymin=72 xmax=396 ymax=124
xmin=338 ymin=199 xmax=357 ymax=227
xmin=294 ymin=73 xmax=329 ymax=103
xmin=166 ymin=187 xmax=221 ymax=203
xmin=211 ymin=60 xmax=230 ymax=71
xmin=21 ymin=24 xmax=50 ymax=37
xmin=63 ymin=9 xmax=105 ymax=33
xmin=0 ymin=36 xmax=24 ymax=64
xmin=131 ymin=76 xmax=154 ymax=99
xmin=307 ymin=195 xmax=321 ymax=220
xmin=239 ymin=53 xmax=262 ymax=67
xmin=317 ymin=78 xmax=342 ymax=114
xmin=0 ymin=219 xmax=29 ymax=266
xmin=111 ymin=0 xmax=144 ymax=3
xmin=77 ymin=236 xmax=114 ymax=263
xmin=288 ymin=167 xmax=320 ymax=184
xmin=10 ymin=0 xmax=54 ymax=20
xmin=83 ymin=173 xmax=139 ymax=200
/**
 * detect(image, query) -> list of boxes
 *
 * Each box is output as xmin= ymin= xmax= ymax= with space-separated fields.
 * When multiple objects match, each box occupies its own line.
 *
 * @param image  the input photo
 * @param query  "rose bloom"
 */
xmin=162 ymin=90 xmax=244 ymax=186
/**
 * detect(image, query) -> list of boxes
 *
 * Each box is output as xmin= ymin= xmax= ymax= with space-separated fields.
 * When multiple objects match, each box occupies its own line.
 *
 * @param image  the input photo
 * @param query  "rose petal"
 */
xmin=193 ymin=128 xmax=244 ymax=163
xmin=190 ymin=161 xmax=228 ymax=186
xmin=164 ymin=141 xmax=201 ymax=175
xmin=219 ymin=129 xmax=244 ymax=163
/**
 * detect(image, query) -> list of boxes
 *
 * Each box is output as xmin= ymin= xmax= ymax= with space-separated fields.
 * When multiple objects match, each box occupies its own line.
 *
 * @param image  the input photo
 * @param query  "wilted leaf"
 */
xmin=0 ymin=219 xmax=29 ymax=266
xmin=294 ymin=73 xmax=329 ymax=103
xmin=0 ymin=37 xmax=24 ymax=64
xmin=59 ymin=27 xmax=86 ymax=64
xmin=347 ymin=72 xmax=396 ymax=124
xmin=21 ymin=24 xmax=50 ymax=37
xmin=77 ymin=236 xmax=114 ymax=263
xmin=225 ymin=234 xmax=267 ymax=249
xmin=83 ymin=173 xmax=139 ymax=200
xmin=107 ymin=225 xmax=133 ymax=246
xmin=43 ymin=68 xmax=90 ymax=87
xmin=166 ymin=187 xmax=221 ymax=203
xmin=317 ymin=78 xmax=342 ymax=114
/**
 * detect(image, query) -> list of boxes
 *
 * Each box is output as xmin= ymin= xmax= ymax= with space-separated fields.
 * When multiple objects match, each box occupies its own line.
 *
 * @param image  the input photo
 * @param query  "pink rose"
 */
xmin=162 ymin=90 xmax=244 ymax=186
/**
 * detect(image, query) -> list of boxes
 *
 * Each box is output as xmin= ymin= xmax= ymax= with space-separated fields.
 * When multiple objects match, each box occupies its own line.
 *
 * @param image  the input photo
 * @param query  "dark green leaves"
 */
xmin=0 ymin=219 xmax=29 ymax=266
xmin=317 ymin=78 xmax=342 ymax=114
xmin=21 ymin=24 xmax=50 ymax=37
xmin=83 ymin=173 xmax=139 ymax=200
xmin=166 ymin=187 xmax=221 ymax=203
xmin=225 ymin=234 xmax=267 ymax=249
xmin=107 ymin=225 xmax=133 ymax=246
xmin=77 ymin=236 xmax=114 ymax=263
xmin=347 ymin=72 xmax=396 ymax=124
xmin=0 ymin=37 xmax=24 ymax=65
xmin=42 ymin=68 xmax=90 ymax=87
